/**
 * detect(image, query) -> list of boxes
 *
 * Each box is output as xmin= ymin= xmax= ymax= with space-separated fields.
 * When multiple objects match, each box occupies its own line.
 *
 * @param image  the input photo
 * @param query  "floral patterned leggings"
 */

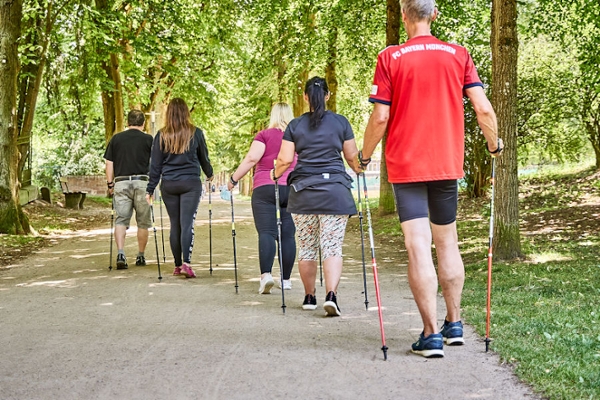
xmin=291 ymin=214 xmax=349 ymax=261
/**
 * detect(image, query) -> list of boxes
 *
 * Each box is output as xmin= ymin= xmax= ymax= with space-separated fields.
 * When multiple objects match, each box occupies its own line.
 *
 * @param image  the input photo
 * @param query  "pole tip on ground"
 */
xmin=382 ymin=346 xmax=389 ymax=361
xmin=485 ymin=337 xmax=491 ymax=352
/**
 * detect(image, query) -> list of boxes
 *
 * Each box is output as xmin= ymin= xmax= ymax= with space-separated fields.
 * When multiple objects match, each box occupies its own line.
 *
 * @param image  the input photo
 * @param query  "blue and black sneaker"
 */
xmin=116 ymin=253 xmax=128 ymax=270
xmin=411 ymin=332 xmax=444 ymax=358
xmin=440 ymin=319 xmax=465 ymax=346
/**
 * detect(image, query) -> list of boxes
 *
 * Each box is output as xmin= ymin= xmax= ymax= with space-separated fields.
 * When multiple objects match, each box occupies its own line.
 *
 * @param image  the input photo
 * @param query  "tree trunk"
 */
xmin=15 ymin=0 xmax=60 ymax=182
xmin=491 ymin=0 xmax=521 ymax=259
xmin=99 ymin=53 xmax=125 ymax=142
xmin=95 ymin=0 xmax=125 ymax=143
xmin=0 ymin=0 xmax=30 ymax=234
xmin=276 ymin=58 xmax=287 ymax=103
xmin=582 ymin=93 xmax=600 ymax=170
xmin=378 ymin=0 xmax=401 ymax=215
xmin=293 ymin=69 xmax=308 ymax=118
xmin=325 ymin=26 xmax=338 ymax=113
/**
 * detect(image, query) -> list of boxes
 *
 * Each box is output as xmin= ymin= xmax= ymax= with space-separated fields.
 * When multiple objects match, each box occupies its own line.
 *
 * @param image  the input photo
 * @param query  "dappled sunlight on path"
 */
xmin=0 ymin=198 xmax=542 ymax=400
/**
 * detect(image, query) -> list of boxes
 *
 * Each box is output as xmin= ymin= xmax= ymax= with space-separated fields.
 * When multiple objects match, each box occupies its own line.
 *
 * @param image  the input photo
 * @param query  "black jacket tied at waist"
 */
xmin=287 ymin=168 xmax=354 ymax=192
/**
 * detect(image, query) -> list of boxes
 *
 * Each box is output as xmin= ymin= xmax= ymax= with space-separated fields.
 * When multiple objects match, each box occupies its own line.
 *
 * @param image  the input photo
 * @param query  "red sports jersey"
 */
xmin=369 ymin=35 xmax=483 ymax=183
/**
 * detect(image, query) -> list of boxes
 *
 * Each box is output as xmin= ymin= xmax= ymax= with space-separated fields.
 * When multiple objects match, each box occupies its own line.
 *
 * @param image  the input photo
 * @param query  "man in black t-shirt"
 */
xmin=104 ymin=110 xmax=154 ymax=269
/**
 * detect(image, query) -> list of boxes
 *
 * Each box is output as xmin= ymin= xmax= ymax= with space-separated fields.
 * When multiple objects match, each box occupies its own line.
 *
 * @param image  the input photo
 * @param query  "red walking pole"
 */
xmin=361 ymin=173 xmax=388 ymax=360
xmin=485 ymin=157 xmax=497 ymax=352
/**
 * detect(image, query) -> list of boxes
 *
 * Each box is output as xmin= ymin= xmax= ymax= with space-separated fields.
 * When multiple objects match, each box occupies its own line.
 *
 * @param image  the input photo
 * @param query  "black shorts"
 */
xmin=392 ymin=180 xmax=458 ymax=225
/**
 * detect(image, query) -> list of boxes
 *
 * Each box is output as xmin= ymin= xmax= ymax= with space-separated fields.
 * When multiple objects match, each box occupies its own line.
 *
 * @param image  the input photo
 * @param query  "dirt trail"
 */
xmin=0 ymin=196 xmax=542 ymax=400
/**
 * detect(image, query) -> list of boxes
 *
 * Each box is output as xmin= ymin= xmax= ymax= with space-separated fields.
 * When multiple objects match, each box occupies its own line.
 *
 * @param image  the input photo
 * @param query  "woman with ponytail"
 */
xmin=146 ymin=98 xmax=214 ymax=278
xmin=272 ymin=76 xmax=362 ymax=316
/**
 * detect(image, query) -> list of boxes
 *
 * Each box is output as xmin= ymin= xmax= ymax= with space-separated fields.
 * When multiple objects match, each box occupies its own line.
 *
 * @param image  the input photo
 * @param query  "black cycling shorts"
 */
xmin=392 ymin=180 xmax=458 ymax=225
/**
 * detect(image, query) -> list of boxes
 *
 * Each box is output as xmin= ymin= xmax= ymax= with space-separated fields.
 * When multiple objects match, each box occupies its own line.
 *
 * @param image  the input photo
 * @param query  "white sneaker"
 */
xmin=277 ymin=279 xmax=292 ymax=290
xmin=258 ymin=274 xmax=275 ymax=294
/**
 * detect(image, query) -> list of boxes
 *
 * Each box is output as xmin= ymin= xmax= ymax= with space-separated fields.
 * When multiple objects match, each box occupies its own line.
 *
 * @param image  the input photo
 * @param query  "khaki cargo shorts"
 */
xmin=113 ymin=180 xmax=152 ymax=229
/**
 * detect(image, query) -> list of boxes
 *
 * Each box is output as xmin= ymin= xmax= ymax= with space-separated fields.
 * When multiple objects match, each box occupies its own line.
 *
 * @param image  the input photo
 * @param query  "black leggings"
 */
xmin=160 ymin=180 xmax=202 ymax=266
xmin=251 ymin=185 xmax=296 ymax=279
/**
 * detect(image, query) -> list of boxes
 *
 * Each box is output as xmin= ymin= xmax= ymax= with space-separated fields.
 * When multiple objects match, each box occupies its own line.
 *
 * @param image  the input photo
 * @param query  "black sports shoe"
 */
xmin=116 ymin=253 xmax=128 ymax=270
xmin=135 ymin=255 xmax=146 ymax=266
xmin=302 ymin=294 xmax=317 ymax=310
xmin=323 ymin=291 xmax=341 ymax=316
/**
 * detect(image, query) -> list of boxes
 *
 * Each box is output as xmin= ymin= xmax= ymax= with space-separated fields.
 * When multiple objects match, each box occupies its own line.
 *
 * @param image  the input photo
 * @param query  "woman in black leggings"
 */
xmin=227 ymin=103 xmax=297 ymax=294
xmin=146 ymin=98 xmax=213 ymax=278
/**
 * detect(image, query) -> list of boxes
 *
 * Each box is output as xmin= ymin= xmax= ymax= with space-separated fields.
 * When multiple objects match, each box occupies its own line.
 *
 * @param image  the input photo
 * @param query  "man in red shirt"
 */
xmin=360 ymin=0 xmax=503 ymax=358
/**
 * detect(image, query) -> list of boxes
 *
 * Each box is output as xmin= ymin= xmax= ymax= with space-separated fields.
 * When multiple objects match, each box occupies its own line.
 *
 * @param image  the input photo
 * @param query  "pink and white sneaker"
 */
xmin=181 ymin=263 xmax=196 ymax=278
xmin=173 ymin=266 xmax=182 ymax=276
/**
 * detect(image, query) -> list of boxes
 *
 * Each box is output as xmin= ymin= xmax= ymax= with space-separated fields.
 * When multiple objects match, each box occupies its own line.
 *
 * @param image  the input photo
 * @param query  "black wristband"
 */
xmin=358 ymin=151 xmax=371 ymax=168
xmin=230 ymin=175 xmax=238 ymax=186
xmin=487 ymin=139 xmax=502 ymax=154
xmin=271 ymin=169 xmax=281 ymax=181
xmin=107 ymin=181 xmax=114 ymax=188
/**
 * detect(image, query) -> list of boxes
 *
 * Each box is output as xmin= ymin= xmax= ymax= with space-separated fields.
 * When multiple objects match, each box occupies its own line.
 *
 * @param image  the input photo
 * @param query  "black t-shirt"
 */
xmin=103 ymin=129 xmax=153 ymax=177
xmin=283 ymin=111 xmax=357 ymax=215
xmin=283 ymin=111 xmax=353 ymax=174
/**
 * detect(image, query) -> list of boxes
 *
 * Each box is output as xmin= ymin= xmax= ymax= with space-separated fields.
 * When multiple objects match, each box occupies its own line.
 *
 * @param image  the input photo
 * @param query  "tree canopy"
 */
xmin=1 ymin=0 xmax=599 ymax=235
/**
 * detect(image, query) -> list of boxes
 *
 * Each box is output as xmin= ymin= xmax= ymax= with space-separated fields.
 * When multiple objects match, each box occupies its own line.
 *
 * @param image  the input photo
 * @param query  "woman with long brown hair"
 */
xmin=146 ymin=98 xmax=213 ymax=278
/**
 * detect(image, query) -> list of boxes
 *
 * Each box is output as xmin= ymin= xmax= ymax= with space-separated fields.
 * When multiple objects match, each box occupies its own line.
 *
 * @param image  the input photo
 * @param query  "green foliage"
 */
xmin=20 ymin=0 xmax=600 ymax=193
xmin=528 ymin=0 xmax=600 ymax=168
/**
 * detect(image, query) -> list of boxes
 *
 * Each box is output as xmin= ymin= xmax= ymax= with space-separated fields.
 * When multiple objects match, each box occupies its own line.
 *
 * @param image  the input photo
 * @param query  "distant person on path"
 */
xmin=104 ymin=110 xmax=153 ymax=269
xmin=360 ymin=0 xmax=504 ymax=357
xmin=273 ymin=76 xmax=362 ymax=316
xmin=146 ymin=98 xmax=214 ymax=278
xmin=227 ymin=103 xmax=298 ymax=294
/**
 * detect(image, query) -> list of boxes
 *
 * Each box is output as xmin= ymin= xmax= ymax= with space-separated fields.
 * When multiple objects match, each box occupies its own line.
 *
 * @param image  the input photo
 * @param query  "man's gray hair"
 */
xmin=401 ymin=0 xmax=436 ymax=22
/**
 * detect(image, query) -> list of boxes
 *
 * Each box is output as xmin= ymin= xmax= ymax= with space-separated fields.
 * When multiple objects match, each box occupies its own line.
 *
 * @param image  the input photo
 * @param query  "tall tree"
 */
xmin=0 ymin=0 xmax=30 ymax=234
xmin=16 ymin=0 xmax=73 ymax=181
xmin=491 ymin=0 xmax=521 ymax=259
xmin=376 ymin=0 xmax=401 ymax=215
xmin=94 ymin=0 xmax=124 ymax=142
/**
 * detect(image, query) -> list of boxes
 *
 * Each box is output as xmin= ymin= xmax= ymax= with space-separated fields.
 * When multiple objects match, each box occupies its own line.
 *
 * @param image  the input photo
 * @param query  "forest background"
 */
xmin=0 ymin=0 xmax=599 ymax=252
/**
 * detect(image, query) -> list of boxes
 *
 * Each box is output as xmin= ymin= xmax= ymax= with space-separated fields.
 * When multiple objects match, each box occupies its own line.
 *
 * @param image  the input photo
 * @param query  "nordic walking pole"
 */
xmin=356 ymin=174 xmax=369 ymax=310
xmin=230 ymin=189 xmax=239 ymax=293
xmin=485 ymin=157 xmax=497 ymax=352
xmin=273 ymin=171 xmax=287 ymax=314
xmin=150 ymin=203 xmax=162 ymax=282
xmin=108 ymin=197 xmax=114 ymax=271
xmin=158 ymin=190 xmax=166 ymax=262
xmin=362 ymin=173 xmax=388 ymax=360
xmin=208 ymin=181 xmax=213 ymax=275
xmin=150 ymin=111 xmax=166 ymax=264
xmin=319 ymin=248 xmax=323 ymax=286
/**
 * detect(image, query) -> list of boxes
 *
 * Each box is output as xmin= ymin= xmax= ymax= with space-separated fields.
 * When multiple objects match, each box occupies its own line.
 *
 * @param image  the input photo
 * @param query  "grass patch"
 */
xmin=461 ymin=165 xmax=600 ymax=400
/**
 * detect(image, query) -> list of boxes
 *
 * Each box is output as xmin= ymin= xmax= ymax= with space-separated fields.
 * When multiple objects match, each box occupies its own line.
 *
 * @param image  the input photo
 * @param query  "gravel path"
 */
xmin=0 ymin=196 xmax=543 ymax=400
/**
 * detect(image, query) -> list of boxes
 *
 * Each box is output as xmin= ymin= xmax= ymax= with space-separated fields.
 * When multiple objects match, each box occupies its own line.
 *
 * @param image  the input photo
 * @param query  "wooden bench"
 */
xmin=59 ymin=177 xmax=87 ymax=209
